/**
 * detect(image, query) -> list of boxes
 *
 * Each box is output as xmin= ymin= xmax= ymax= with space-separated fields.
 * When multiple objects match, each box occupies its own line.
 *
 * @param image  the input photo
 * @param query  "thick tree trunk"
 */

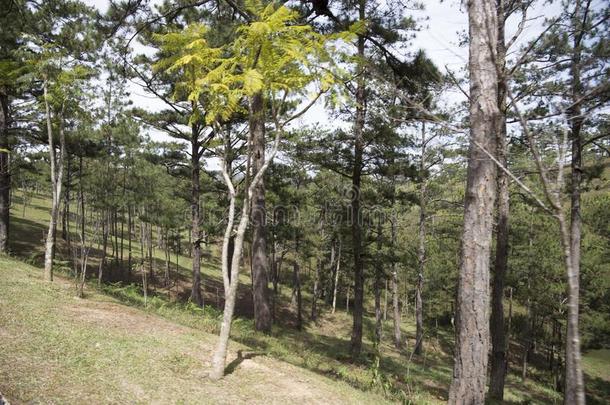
xmin=564 ymin=5 xmax=585 ymax=401
xmin=249 ymin=92 xmax=272 ymax=332
xmin=489 ymin=4 xmax=510 ymax=396
xmin=0 ymin=91 xmax=10 ymax=254
xmin=350 ymin=0 xmax=366 ymax=360
xmin=190 ymin=122 xmax=203 ymax=307
xmin=448 ymin=0 xmax=499 ymax=401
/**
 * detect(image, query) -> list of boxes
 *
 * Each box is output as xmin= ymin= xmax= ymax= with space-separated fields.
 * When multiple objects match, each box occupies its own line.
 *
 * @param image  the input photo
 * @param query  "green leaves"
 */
xmin=242 ymin=69 xmax=264 ymax=95
xmin=153 ymin=2 xmax=344 ymax=126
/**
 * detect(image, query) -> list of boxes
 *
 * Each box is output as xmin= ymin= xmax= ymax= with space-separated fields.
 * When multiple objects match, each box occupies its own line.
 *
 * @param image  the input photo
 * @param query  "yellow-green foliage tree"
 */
xmin=155 ymin=0 xmax=353 ymax=379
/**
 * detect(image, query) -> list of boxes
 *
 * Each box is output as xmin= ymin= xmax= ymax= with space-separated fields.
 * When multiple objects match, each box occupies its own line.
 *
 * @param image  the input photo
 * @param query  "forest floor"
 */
xmin=1 ymin=191 xmax=609 ymax=404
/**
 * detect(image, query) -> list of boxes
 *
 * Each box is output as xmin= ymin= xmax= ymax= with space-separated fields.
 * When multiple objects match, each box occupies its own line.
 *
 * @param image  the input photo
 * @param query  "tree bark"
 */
xmin=0 ymin=91 xmax=10 ymax=254
xmin=489 ymin=0 xmax=510 ymax=397
xmin=448 ymin=0 xmax=499 ymax=401
xmin=415 ymin=123 xmax=427 ymax=356
xmin=350 ymin=0 xmax=366 ymax=360
xmin=249 ymin=92 xmax=272 ymax=332
xmin=564 ymin=2 xmax=586 ymax=402
xmin=190 ymin=120 xmax=204 ymax=307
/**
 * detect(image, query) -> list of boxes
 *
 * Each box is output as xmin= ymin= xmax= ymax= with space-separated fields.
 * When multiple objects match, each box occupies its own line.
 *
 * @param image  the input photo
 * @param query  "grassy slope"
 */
xmin=3 ymin=191 xmax=609 ymax=404
xmin=0 ymin=256 xmax=390 ymax=404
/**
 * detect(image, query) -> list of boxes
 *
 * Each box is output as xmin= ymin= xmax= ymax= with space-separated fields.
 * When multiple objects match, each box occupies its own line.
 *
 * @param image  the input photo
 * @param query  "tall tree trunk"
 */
xmin=249 ymin=92 xmax=272 ymax=332
xmin=190 ymin=121 xmax=203 ymax=307
xmin=448 ymin=0 xmax=499 ymax=401
xmin=210 ymin=121 xmax=280 ymax=380
xmin=374 ymin=218 xmax=383 ymax=344
xmin=350 ymin=0 xmax=366 ymax=360
xmin=292 ymin=259 xmax=302 ymax=330
xmin=127 ymin=204 xmax=132 ymax=279
xmin=522 ymin=298 xmax=532 ymax=381
xmin=391 ymin=263 xmax=401 ymax=349
xmin=164 ymin=229 xmax=171 ymax=287
xmin=332 ymin=239 xmax=341 ymax=314
xmin=564 ymin=2 xmax=586 ymax=401
xmin=147 ymin=221 xmax=153 ymax=280
xmin=43 ymin=81 xmax=66 ymax=282
xmin=62 ymin=157 xmax=70 ymax=243
xmin=415 ymin=123 xmax=427 ymax=356
xmin=0 ymin=91 xmax=10 ymax=254
xmin=383 ymin=279 xmax=388 ymax=321
xmin=99 ymin=211 xmax=108 ymax=286
xmin=311 ymin=261 xmax=319 ymax=321
xmin=489 ymin=1 xmax=510 ymax=397
xmin=390 ymin=215 xmax=401 ymax=349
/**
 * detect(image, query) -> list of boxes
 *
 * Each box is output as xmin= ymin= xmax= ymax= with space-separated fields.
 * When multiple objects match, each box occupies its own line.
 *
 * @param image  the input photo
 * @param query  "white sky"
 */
xmin=82 ymin=0 xmax=566 ymax=142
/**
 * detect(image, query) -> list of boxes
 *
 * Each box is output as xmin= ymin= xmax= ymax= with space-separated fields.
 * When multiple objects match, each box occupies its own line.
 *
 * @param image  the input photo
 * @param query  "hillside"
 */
xmin=0 ymin=256 xmax=390 ymax=404
xmin=2 ymin=192 xmax=609 ymax=403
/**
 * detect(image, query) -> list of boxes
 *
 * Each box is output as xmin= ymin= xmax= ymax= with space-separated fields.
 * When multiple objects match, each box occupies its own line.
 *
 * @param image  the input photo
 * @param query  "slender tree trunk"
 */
xmin=389 ymin=216 xmax=401 ymax=349
xmin=190 ymin=121 xmax=204 ymax=307
xmin=391 ymin=263 xmax=401 ymax=349
xmin=250 ymin=92 xmax=272 ymax=332
xmin=43 ymin=81 xmax=66 ymax=282
xmin=127 ymin=204 xmax=132 ymax=279
xmin=522 ymin=298 xmax=532 ymax=381
xmin=147 ymin=222 xmax=153 ymax=280
xmin=99 ymin=211 xmax=108 ymax=286
xmin=350 ymin=0 xmax=366 ymax=360
xmin=311 ymin=261 xmax=319 ymax=321
xmin=164 ymin=230 xmax=171 ymax=287
xmin=448 ymin=0 xmax=499 ymax=401
xmin=383 ymin=279 xmax=388 ymax=321
xmin=346 ymin=284 xmax=350 ymax=313
xmin=332 ymin=239 xmax=341 ymax=314
xmin=62 ymin=157 xmax=71 ymax=244
xmin=292 ymin=259 xmax=303 ymax=330
xmin=210 ymin=121 xmax=280 ymax=380
xmin=489 ymin=2 xmax=510 ymax=396
xmin=0 ymin=91 xmax=10 ymax=254
xmin=415 ymin=123 xmax=427 ymax=356
xmin=374 ymin=218 xmax=383 ymax=344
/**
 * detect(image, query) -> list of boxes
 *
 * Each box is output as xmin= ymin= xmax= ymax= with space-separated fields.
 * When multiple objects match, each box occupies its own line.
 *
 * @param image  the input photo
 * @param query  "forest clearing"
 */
xmin=0 ymin=0 xmax=609 ymax=403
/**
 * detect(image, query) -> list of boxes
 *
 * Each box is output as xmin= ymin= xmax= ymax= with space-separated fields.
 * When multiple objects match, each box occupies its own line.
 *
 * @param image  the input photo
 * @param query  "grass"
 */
xmin=4 ymin=189 xmax=609 ymax=404
xmin=0 ymin=256 xmax=391 ymax=404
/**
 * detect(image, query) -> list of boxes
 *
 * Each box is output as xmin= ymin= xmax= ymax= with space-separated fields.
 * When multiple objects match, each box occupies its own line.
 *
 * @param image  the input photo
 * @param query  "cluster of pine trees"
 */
xmin=1 ymin=0 xmax=608 ymax=403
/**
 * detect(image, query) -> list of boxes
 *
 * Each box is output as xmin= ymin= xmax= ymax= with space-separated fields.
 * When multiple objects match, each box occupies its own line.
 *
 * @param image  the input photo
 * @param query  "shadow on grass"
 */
xmin=586 ymin=374 xmax=610 ymax=405
xmin=224 ymin=350 xmax=264 ymax=375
